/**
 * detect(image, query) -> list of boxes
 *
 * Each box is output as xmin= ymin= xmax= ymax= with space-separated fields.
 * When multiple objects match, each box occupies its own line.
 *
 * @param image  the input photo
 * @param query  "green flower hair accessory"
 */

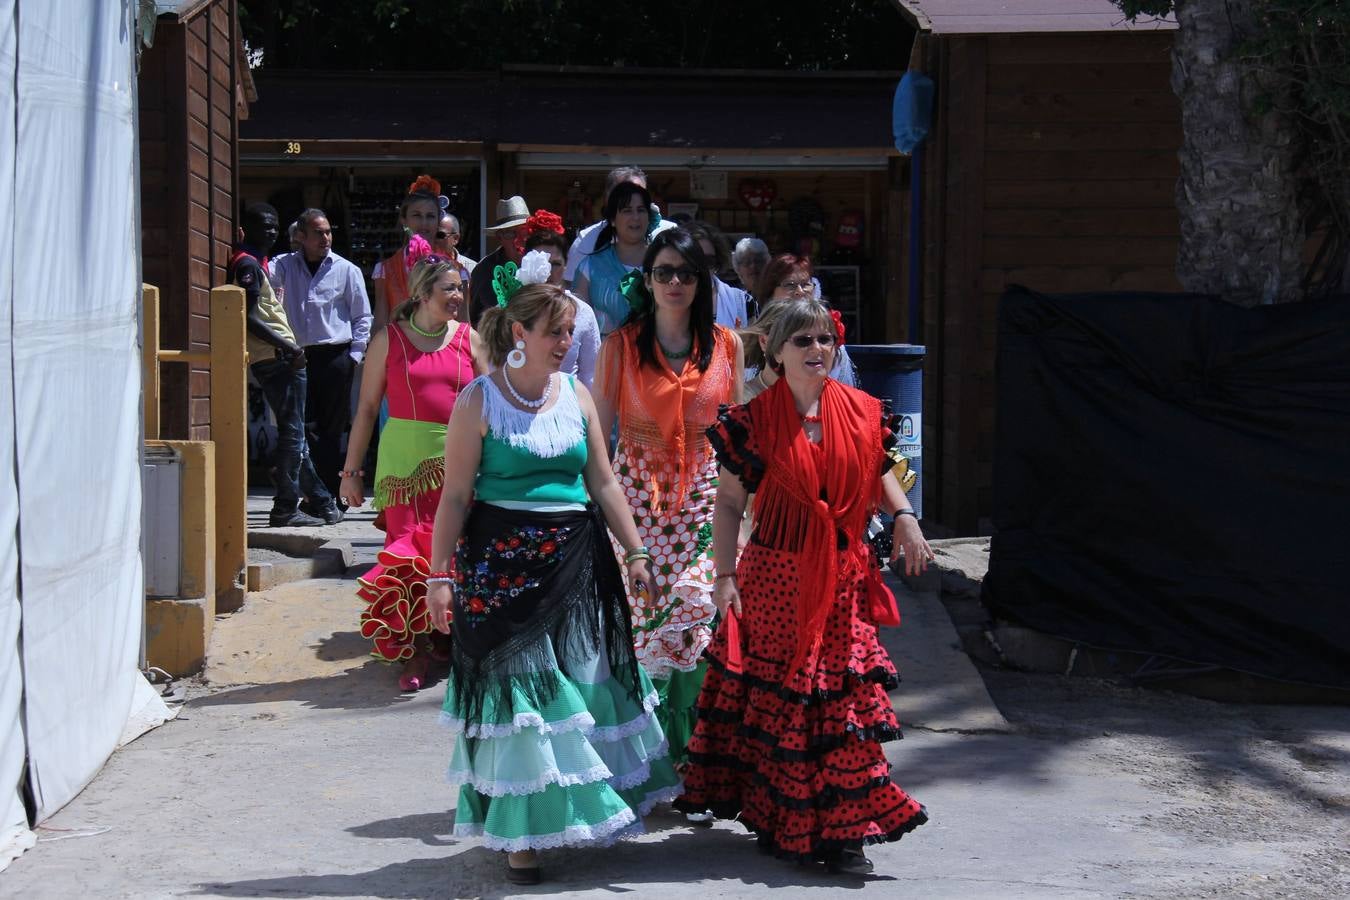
xmin=491 ymin=262 xmax=521 ymax=308
xmin=620 ymin=269 xmax=653 ymax=317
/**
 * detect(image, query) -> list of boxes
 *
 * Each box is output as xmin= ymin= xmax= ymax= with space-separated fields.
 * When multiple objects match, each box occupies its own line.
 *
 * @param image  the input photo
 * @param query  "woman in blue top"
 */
xmin=425 ymin=275 xmax=682 ymax=885
xmin=573 ymin=182 xmax=656 ymax=337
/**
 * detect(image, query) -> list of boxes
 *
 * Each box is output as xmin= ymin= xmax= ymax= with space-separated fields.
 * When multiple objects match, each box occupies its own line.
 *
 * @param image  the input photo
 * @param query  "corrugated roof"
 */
xmin=894 ymin=1 xmax=1176 ymax=34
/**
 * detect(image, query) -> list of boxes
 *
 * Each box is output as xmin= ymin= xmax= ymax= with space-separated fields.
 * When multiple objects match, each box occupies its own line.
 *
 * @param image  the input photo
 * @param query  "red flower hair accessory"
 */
xmin=407 ymin=174 xmax=441 ymax=196
xmin=526 ymin=209 xmax=564 ymax=235
xmin=829 ymin=309 xmax=846 ymax=347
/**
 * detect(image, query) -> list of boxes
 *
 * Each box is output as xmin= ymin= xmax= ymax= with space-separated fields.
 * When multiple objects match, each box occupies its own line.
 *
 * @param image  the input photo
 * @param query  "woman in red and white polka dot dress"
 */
xmin=594 ymin=230 xmax=743 ymax=774
xmin=676 ymin=297 xmax=932 ymax=875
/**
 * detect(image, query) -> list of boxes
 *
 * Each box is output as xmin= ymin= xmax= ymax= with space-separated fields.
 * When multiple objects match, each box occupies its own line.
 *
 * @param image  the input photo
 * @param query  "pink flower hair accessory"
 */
xmin=404 ymin=233 xmax=432 ymax=271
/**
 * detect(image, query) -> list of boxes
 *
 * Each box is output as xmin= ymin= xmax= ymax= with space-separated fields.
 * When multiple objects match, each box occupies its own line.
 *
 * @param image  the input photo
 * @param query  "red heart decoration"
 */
xmin=738 ymin=178 xmax=778 ymax=211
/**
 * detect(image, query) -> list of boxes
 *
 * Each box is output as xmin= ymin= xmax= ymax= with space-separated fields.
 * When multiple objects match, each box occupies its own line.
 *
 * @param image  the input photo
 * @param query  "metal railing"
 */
xmin=142 ymin=283 xmax=248 ymax=613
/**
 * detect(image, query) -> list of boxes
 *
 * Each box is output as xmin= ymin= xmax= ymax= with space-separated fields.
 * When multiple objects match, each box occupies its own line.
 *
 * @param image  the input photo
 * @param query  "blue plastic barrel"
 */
xmin=847 ymin=344 xmax=924 ymax=518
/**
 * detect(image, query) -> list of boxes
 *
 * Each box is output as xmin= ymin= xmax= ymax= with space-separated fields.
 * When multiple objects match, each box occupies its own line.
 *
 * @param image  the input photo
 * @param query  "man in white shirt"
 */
xmin=563 ymin=165 xmax=677 ymax=285
xmin=272 ymin=208 xmax=373 ymax=498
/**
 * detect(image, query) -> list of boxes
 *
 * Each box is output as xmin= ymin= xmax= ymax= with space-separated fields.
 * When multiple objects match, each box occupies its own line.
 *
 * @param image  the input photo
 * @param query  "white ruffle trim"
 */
xmin=439 ymin=688 xmax=661 ymax=742
xmin=634 ymin=782 xmax=687 ymax=817
xmin=456 ymin=807 xmax=638 ymax=852
xmin=607 ymin=739 xmax=671 ymax=791
xmin=637 ymin=633 xmax=714 ymax=681
xmin=438 ymin=708 xmax=595 ymax=739
xmin=461 ymin=374 xmax=586 ymax=458
xmin=447 ymin=760 xmax=614 ymax=798
xmin=587 ymin=689 xmax=662 ymax=743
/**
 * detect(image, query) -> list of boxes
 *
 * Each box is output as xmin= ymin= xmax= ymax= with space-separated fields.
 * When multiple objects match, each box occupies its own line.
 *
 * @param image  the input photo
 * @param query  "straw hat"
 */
xmin=484 ymin=196 xmax=531 ymax=232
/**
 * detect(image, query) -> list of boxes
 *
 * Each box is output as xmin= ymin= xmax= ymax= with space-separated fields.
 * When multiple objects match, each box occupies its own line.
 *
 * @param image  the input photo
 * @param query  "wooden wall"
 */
xmin=923 ymin=31 xmax=1182 ymax=533
xmin=140 ymin=1 xmax=239 ymax=441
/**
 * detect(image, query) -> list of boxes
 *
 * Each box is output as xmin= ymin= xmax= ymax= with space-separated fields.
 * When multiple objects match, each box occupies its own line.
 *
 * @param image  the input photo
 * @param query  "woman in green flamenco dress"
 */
xmin=425 ymin=257 xmax=682 ymax=885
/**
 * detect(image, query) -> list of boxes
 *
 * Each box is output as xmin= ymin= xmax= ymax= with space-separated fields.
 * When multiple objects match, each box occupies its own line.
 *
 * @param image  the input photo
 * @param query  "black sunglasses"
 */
xmin=788 ymin=333 xmax=837 ymax=349
xmin=650 ymin=265 xmax=699 ymax=284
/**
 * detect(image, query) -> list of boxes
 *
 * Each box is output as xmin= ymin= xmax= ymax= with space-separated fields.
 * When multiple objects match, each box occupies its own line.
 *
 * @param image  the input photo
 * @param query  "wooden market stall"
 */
xmin=893 ymin=0 xmax=1181 ymax=533
xmin=239 ymin=65 xmax=909 ymax=343
xmin=139 ymin=0 xmax=253 ymax=441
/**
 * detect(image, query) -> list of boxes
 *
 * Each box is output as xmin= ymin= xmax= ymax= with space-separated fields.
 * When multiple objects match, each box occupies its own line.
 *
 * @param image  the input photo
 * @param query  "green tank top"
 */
xmin=468 ymin=374 xmax=589 ymax=505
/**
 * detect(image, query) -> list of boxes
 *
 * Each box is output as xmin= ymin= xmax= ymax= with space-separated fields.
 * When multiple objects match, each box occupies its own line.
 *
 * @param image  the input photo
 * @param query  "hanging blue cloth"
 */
xmin=892 ymin=71 xmax=935 ymax=154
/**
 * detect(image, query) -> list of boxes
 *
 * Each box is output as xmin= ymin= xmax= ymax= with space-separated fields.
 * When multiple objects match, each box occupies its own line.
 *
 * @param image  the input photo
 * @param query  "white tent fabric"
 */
xmin=0 ymin=0 xmax=36 ymax=872
xmin=2 ymin=0 xmax=167 ymax=849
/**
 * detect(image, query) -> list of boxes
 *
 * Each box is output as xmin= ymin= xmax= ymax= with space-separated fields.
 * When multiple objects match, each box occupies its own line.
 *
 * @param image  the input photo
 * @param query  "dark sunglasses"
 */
xmin=423 ymin=253 xmax=452 ymax=266
xmin=436 ymin=230 xmax=460 ymax=239
xmin=650 ymin=265 xmax=699 ymax=284
xmin=788 ymin=333 xmax=837 ymax=349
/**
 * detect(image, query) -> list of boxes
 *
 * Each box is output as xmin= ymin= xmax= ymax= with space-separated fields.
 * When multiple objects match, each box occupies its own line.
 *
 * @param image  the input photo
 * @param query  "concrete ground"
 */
xmin=5 ymin=511 xmax=1348 ymax=898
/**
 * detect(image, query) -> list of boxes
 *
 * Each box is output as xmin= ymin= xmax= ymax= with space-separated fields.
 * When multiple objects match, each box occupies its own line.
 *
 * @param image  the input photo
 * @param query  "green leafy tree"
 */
xmin=238 ymin=0 xmax=910 ymax=71
xmin=1116 ymin=0 xmax=1350 ymax=304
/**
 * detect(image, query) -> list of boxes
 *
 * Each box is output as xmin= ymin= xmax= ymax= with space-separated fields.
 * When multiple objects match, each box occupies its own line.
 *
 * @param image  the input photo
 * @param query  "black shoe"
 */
xmin=269 ymin=509 xmax=325 ymax=528
xmin=504 ymin=857 xmax=541 ymax=885
xmin=300 ymin=500 xmax=345 ymax=525
xmin=825 ymin=845 xmax=874 ymax=876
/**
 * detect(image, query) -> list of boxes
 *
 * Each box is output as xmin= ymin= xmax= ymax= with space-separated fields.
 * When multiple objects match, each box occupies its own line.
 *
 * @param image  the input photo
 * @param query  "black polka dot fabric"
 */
xmin=677 ymin=543 xmax=928 ymax=859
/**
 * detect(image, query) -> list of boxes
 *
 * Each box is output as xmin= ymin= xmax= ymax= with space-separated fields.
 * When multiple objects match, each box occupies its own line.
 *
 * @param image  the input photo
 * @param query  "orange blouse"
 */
xmin=598 ymin=324 xmax=739 ymax=511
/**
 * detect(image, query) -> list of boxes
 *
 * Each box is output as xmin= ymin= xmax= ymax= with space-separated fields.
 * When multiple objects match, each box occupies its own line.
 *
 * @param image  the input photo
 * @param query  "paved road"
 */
xmin=5 ymin=512 xmax=1347 ymax=898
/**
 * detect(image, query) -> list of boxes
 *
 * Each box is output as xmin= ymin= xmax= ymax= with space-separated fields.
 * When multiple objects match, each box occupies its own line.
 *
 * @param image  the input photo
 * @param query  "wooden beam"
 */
xmin=209 ymin=285 xmax=248 ymax=614
xmin=142 ymin=285 xmax=161 ymax=440
xmin=941 ymin=35 xmax=988 ymax=533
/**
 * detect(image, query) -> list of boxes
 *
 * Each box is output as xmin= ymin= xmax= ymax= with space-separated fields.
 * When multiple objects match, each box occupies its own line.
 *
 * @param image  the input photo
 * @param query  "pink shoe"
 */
xmin=398 ymin=656 xmax=429 ymax=692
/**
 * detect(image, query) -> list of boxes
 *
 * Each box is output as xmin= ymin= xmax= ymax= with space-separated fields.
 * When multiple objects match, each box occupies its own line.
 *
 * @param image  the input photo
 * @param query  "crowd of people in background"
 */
xmin=228 ymin=165 xmax=933 ymax=884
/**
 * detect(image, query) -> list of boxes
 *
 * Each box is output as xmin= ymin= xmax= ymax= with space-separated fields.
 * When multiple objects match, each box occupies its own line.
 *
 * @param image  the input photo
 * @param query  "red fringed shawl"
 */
xmin=752 ymin=378 xmax=883 ymax=669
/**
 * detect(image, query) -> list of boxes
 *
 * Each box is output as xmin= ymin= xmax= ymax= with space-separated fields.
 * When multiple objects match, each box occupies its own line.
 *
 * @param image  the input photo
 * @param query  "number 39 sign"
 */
xmin=283 ymin=142 xmax=302 ymax=155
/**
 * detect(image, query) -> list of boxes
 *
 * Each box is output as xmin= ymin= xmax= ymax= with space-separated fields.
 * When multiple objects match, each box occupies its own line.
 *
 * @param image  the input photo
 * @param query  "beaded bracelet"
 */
xmin=338 ymin=468 xmax=364 ymax=478
xmin=426 ymin=576 xmax=454 ymax=586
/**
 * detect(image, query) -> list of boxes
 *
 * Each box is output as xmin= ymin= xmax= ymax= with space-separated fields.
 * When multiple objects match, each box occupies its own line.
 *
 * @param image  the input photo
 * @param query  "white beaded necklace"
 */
xmin=501 ymin=367 xmax=553 ymax=409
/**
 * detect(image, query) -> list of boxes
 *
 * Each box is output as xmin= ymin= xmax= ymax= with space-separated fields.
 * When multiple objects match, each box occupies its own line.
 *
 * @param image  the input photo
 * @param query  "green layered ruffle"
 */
xmin=373 ymin=416 xmax=446 ymax=510
xmin=650 ymin=660 xmax=708 ymax=768
xmin=442 ymin=665 xmax=683 ymax=851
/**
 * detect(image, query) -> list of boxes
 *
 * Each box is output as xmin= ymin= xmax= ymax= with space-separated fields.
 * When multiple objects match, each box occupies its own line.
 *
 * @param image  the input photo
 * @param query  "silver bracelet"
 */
xmin=426 ymin=576 xmax=455 ymax=585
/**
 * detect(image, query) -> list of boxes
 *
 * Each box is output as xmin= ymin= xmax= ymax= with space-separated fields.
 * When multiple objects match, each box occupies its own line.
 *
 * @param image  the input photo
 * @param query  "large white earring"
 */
xmin=506 ymin=339 xmax=526 ymax=369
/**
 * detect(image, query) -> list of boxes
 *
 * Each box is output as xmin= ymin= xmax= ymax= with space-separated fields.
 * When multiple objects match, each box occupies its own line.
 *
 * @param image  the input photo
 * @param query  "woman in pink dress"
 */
xmin=341 ymin=254 xmax=488 ymax=690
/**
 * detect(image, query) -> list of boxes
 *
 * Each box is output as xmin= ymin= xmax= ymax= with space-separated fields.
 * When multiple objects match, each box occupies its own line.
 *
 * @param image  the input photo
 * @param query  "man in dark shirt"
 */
xmin=230 ymin=202 xmax=341 ymax=527
xmin=468 ymin=196 xmax=531 ymax=326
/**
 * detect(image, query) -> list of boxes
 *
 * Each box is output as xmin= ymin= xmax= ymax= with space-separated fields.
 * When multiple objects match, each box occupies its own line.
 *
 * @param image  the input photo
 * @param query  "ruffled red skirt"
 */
xmin=676 ymin=542 xmax=927 ymax=860
xmin=356 ymin=525 xmax=434 ymax=662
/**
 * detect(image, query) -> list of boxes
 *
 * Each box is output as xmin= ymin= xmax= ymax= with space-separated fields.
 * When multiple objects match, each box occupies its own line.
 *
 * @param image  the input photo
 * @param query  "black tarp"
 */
xmin=984 ymin=286 xmax=1350 ymax=688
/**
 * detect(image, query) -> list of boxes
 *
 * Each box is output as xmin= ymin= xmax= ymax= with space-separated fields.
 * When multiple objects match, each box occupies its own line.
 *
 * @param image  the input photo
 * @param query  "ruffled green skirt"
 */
xmin=442 ymin=639 xmax=683 ymax=851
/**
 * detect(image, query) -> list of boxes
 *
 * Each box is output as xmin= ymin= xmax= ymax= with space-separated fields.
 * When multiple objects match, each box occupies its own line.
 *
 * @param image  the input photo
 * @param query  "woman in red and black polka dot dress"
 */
xmin=676 ymin=297 xmax=932 ymax=875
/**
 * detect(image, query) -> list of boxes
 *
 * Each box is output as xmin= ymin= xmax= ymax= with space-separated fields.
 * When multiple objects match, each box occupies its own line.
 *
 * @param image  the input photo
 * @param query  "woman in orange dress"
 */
xmin=594 ymin=228 xmax=743 ymax=773
xmin=372 ymin=175 xmax=444 ymax=335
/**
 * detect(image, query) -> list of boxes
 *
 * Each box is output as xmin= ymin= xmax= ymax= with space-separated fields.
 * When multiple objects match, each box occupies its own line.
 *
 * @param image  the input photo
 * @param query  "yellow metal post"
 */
xmin=142 ymin=284 xmax=161 ymax=440
xmin=210 ymin=285 xmax=248 ymax=613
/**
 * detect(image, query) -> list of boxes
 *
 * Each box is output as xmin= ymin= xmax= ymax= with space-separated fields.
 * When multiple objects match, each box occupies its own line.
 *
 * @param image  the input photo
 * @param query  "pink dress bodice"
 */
xmin=384 ymin=322 xmax=474 ymax=423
